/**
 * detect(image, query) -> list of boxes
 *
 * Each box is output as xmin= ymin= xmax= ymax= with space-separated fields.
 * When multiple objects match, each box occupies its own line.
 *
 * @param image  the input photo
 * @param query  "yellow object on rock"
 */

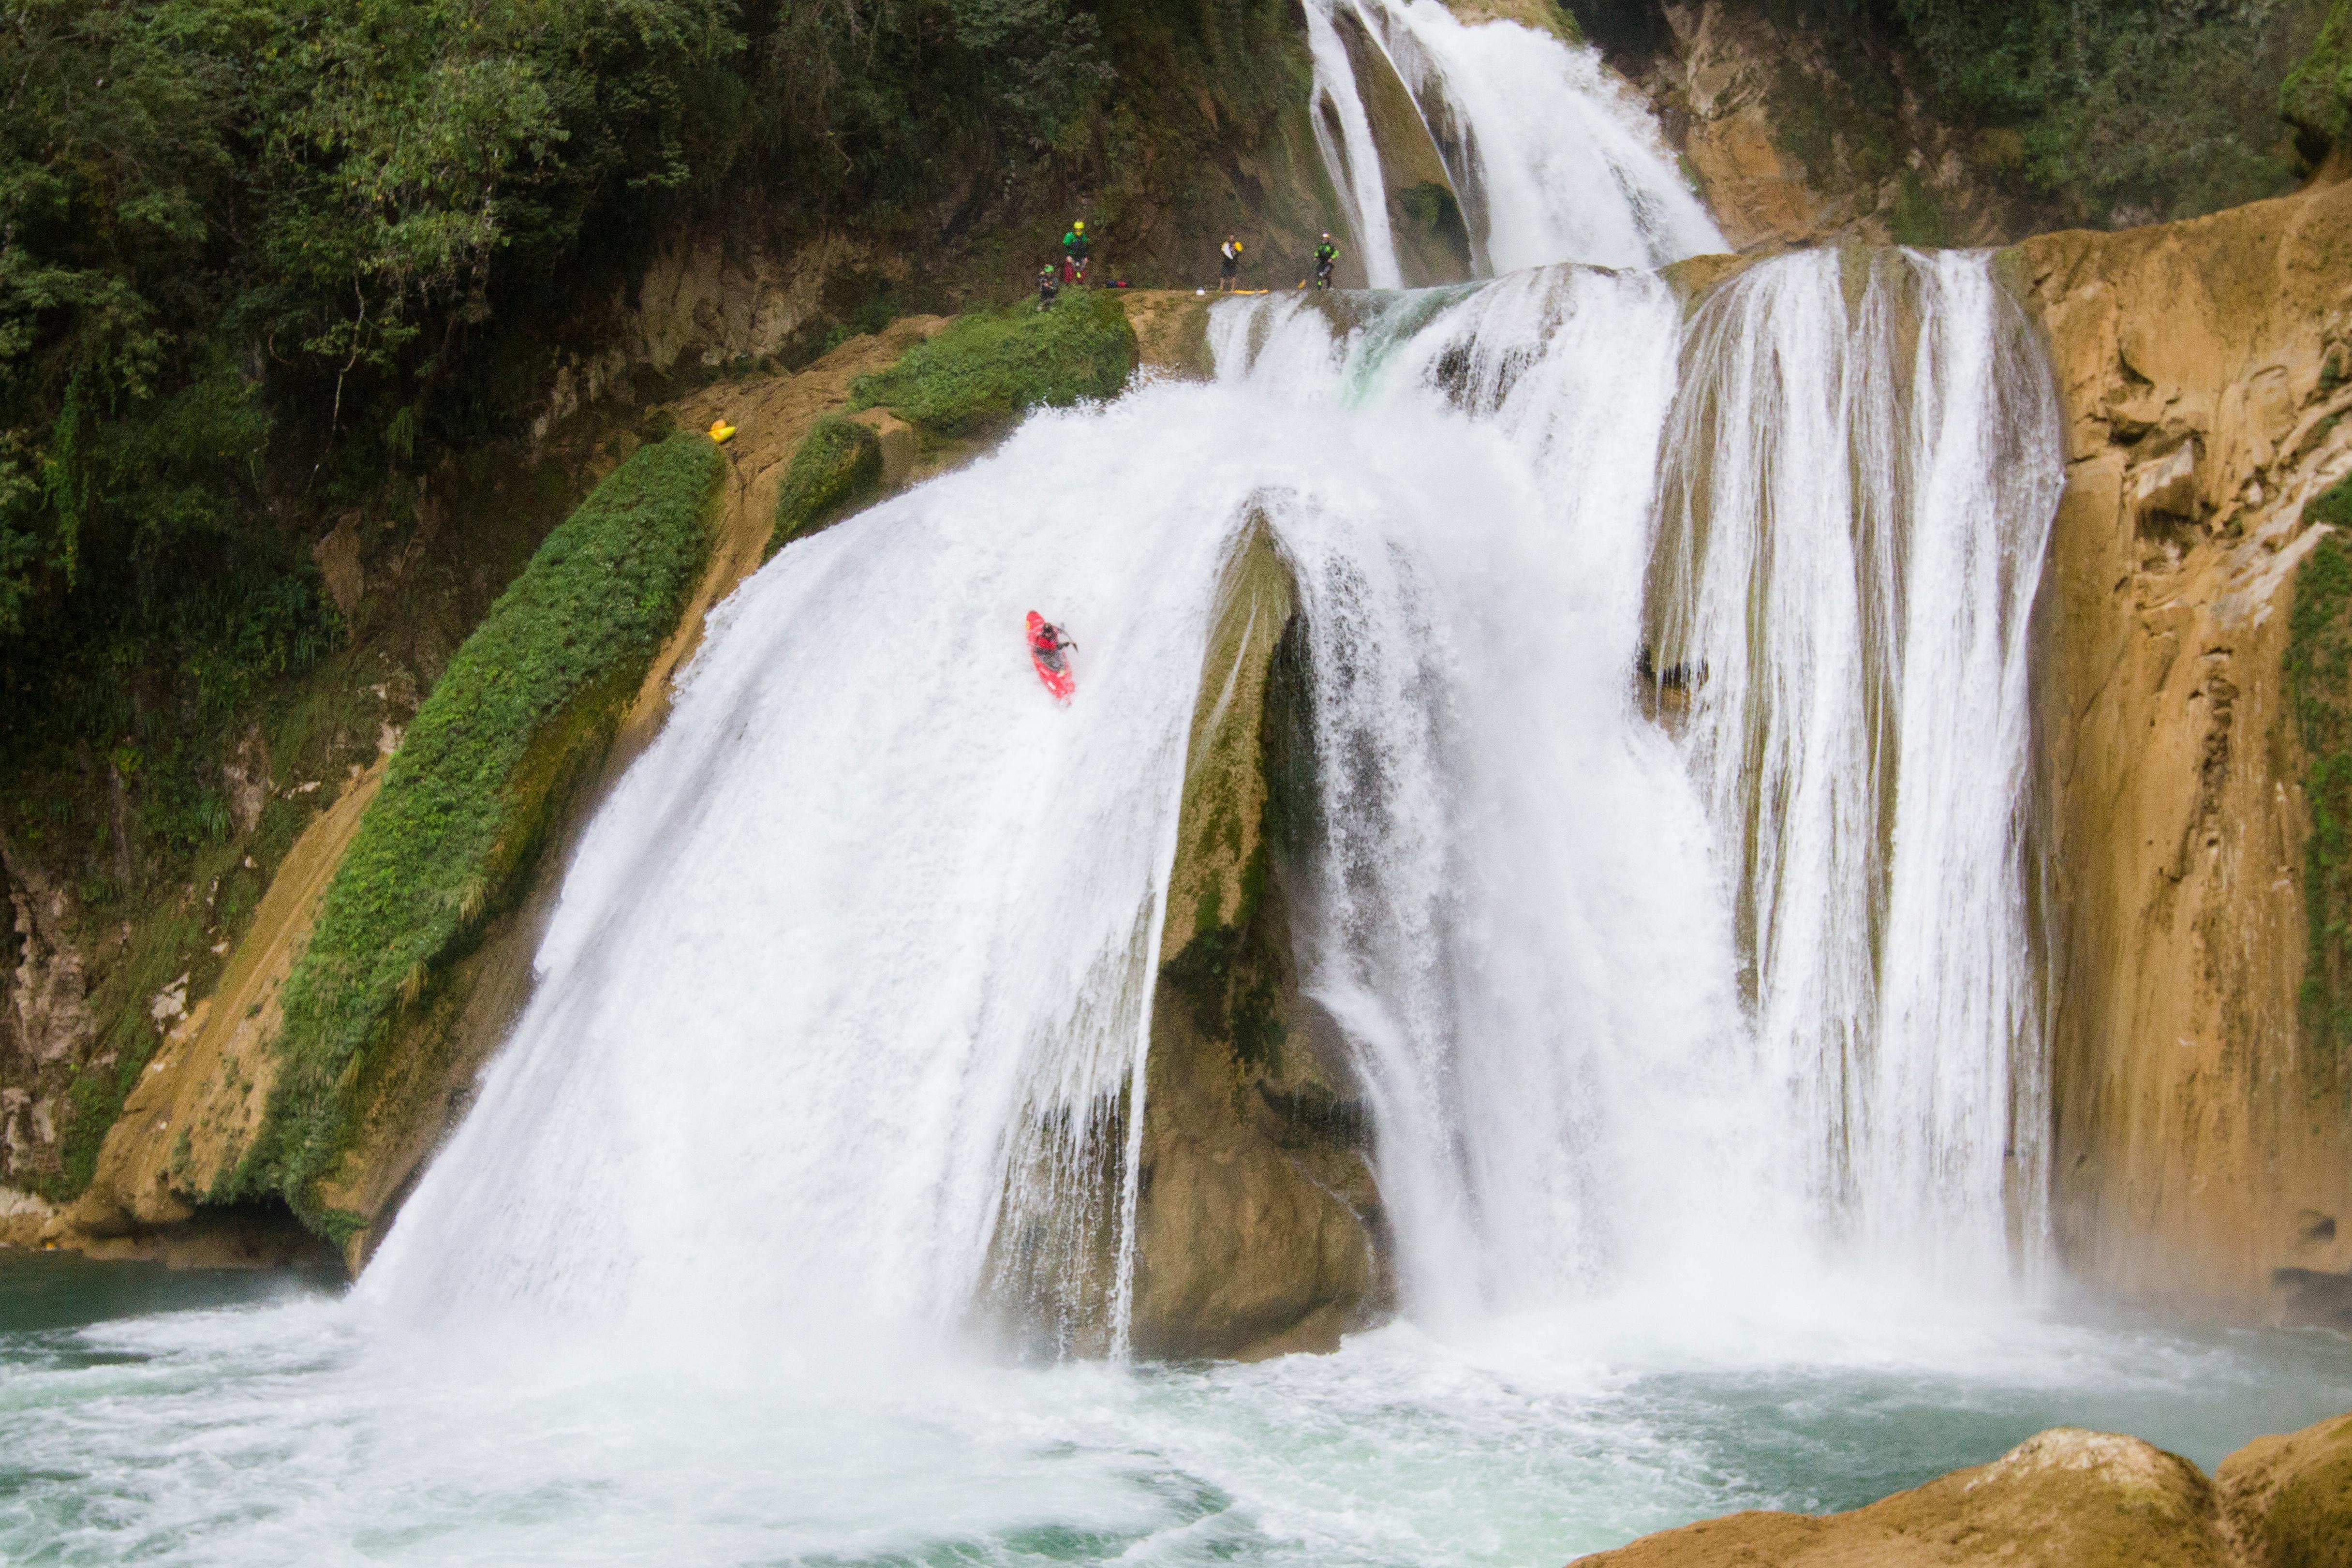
xmin=709 ymin=419 xmax=737 ymax=444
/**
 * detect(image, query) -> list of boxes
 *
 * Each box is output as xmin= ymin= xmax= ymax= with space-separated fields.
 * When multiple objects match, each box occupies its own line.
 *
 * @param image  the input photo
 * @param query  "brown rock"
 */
xmin=1126 ymin=519 xmax=1390 ymax=1360
xmin=1572 ymin=1428 xmax=2229 ymax=1568
xmin=2219 ymin=1411 xmax=2352 ymax=1568
xmin=2008 ymin=177 xmax=2352 ymax=1321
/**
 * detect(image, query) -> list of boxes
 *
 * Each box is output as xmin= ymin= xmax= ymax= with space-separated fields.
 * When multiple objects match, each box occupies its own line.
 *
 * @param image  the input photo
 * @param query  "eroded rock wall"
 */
xmin=2014 ymin=178 xmax=2352 ymax=1321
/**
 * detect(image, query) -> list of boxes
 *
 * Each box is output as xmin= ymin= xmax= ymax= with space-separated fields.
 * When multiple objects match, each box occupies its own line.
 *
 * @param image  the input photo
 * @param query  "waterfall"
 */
xmin=361 ymin=423 xmax=1243 ymax=1343
xmin=366 ymin=252 xmax=2062 ymax=1349
xmin=1214 ymin=251 xmax=2063 ymax=1317
xmin=1302 ymin=0 xmax=1722 ymax=279
xmin=1644 ymin=250 xmax=2065 ymax=1280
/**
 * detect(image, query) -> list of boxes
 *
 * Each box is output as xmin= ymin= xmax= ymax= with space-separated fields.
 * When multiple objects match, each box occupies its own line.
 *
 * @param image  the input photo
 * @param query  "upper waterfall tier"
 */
xmin=1303 ymin=0 xmax=1724 ymax=283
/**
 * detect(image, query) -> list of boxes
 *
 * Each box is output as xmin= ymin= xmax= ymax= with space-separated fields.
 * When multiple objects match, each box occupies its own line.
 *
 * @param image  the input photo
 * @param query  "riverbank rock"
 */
xmin=2219 ymin=1410 xmax=2352 ymax=1568
xmin=1571 ymin=1428 xmax=2230 ymax=1567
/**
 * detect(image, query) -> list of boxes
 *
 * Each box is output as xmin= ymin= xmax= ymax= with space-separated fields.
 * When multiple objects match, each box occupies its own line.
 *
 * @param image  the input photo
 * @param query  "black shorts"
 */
xmin=1220 ymin=257 xmax=1238 ymax=277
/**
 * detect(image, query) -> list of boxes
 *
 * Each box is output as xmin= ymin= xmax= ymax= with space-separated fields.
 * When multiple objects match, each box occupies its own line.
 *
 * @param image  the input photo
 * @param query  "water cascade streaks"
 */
xmin=362 ymin=418 xmax=1254 ymax=1347
xmin=1644 ymin=249 xmax=2066 ymax=1284
xmin=1303 ymin=0 xmax=1723 ymax=277
xmin=370 ymin=251 xmax=2064 ymax=1360
xmin=1210 ymin=272 xmax=1757 ymax=1328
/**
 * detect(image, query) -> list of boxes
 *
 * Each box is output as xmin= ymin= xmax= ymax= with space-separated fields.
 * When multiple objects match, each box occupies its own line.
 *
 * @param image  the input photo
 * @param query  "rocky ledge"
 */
xmin=1571 ymin=1410 xmax=2352 ymax=1568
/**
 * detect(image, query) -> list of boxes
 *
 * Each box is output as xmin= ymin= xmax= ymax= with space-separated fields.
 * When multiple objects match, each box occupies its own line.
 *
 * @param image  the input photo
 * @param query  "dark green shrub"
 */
xmin=767 ymin=418 xmax=884 ymax=560
xmin=248 ymin=434 xmax=723 ymax=1224
xmin=850 ymin=289 xmax=1136 ymax=440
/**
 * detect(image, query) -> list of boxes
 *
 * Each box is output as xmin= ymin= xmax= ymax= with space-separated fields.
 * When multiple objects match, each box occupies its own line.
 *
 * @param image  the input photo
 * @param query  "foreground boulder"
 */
xmin=1572 ymin=1428 xmax=2228 ymax=1567
xmin=2219 ymin=1410 xmax=2352 ymax=1568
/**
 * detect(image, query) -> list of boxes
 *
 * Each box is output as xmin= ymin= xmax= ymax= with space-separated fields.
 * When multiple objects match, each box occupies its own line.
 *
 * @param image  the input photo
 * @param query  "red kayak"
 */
xmin=1026 ymin=610 xmax=1076 ymax=704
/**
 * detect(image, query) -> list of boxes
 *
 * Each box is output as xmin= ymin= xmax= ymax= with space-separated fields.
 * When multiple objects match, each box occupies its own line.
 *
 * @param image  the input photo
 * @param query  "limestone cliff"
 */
xmin=2011 ymin=178 xmax=2352 ymax=1323
xmin=1626 ymin=1 xmax=2011 ymax=252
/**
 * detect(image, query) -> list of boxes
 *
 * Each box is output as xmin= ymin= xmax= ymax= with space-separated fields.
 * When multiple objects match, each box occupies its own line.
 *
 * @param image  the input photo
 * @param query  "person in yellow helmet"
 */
xmin=1063 ymin=219 xmax=1092 ymax=284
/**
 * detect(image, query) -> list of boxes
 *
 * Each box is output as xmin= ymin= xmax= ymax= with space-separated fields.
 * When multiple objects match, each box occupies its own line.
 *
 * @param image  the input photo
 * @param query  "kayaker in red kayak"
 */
xmin=1026 ymin=611 xmax=1078 ymax=703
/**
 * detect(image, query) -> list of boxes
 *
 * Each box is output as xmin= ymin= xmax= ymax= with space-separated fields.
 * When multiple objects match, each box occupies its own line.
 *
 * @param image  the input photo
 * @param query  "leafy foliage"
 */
xmin=2289 ymin=484 xmax=2352 ymax=1054
xmin=767 ymin=417 xmax=884 ymax=559
xmin=248 ymin=434 xmax=721 ymax=1221
xmin=1881 ymin=0 xmax=2320 ymax=224
xmin=851 ymin=288 xmax=1136 ymax=439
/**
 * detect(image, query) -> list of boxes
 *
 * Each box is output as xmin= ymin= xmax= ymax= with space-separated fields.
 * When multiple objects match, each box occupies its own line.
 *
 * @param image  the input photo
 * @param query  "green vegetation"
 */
xmin=2285 ymin=0 xmax=2352 ymax=151
xmin=767 ymin=419 xmax=885 ymax=560
xmin=1735 ymin=0 xmax=2327 ymax=229
xmin=851 ymin=291 xmax=1138 ymax=441
xmin=2289 ymin=481 xmax=2352 ymax=1054
xmin=1887 ymin=171 xmax=1950 ymax=248
xmin=0 ymin=0 xmax=1130 ymax=876
xmin=1878 ymin=0 xmax=2324 ymax=225
xmin=241 ymin=435 xmax=721 ymax=1225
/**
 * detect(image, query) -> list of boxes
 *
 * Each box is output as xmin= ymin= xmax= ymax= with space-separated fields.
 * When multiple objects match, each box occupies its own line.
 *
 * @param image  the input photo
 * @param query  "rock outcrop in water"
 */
xmin=2011 ymin=176 xmax=2352 ymax=1324
xmin=1572 ymin=1418 xmax=2352 ymax=1568
xmin=1128 ymin=519 xmax=1390 ymax=1360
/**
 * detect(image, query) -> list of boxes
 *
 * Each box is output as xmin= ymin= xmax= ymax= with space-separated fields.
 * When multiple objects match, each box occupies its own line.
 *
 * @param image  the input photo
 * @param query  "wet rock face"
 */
xmin=1572 ymin=1427 xmax=2232 ymax=1567
xmin=1126 ymin=522 xmax=1391 ymax=1361
xmin=2010 ymin=178 xmax=2352 ymax=1322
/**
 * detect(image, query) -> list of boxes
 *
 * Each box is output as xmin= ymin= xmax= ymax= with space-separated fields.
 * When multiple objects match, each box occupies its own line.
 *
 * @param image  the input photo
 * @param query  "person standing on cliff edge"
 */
xmin=1219 ymin=234 xmax=1243 ymax=291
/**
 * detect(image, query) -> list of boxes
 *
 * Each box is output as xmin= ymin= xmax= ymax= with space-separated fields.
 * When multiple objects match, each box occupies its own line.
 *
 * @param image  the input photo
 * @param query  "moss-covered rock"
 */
xmin=766 ymin=417 xmax=885 ymax=560
xmin=2284 ymin=0 xmax=2352 ymax=156
xmin=2290 ymin=496 xmax=2352 ymax=1058
xmin=236 ymin=434 xmax=725 ymax=1234
xmin=1127 ymin=518 xmax=1388 ymax=1361
xmin=850 ymin=290 xmax=1137 ymax=441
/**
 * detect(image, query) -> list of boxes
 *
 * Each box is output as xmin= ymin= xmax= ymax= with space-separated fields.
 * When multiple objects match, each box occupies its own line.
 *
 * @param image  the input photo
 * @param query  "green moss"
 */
xmin=2285 ymin=0 xmax=2352 ymax=151
xmin=1888 ymin=170 xmax=1949 ymax=248
xmin=246 ymin=435 xmax=724 ymax=1229
xmin=766 ymin=417 xmax=885 ymax=560
xmin=850 ymin=289 xmax=1136 ymax=441
xmin=2290 ymin=494 xmax=2352 ymax=1055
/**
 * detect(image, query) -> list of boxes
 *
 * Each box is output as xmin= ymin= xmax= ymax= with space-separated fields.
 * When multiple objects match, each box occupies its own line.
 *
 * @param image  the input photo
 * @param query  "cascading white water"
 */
xmin=363 ymin=421 xmax=1250 ymax=1347
xmin=369 ymin=246 xmax=2061 ymax=1356
xmin=1302 ymin=0 xmax=1722 ymax=278
xmin=1644 ymin=250 xmax=2065 ymax=1281
xmin=1208 ymin=251 xmax=2060 ymax=1327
